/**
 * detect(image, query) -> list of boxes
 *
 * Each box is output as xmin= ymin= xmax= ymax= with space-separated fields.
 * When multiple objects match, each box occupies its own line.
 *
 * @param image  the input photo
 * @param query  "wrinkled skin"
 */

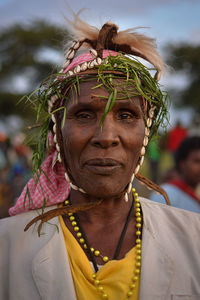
xmin=62 ymin=80 xmax=145 ymax=199
xmin=61 ymin=79 xmax=146 ymax=261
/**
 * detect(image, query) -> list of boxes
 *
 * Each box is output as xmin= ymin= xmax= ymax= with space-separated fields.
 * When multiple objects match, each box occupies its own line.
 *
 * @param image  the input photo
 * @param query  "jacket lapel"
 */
xmin=139 ymin=199 xmax=174 ymax=300
xmin=32 ymin=220 xmax=77 ymax=300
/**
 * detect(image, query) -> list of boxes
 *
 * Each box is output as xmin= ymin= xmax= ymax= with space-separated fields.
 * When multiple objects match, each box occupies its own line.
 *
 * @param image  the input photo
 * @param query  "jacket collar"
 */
xmin=31 ymin=215 xmax=77 ymax=300
xmin=139 ymin=198 xmax=174 ymax=300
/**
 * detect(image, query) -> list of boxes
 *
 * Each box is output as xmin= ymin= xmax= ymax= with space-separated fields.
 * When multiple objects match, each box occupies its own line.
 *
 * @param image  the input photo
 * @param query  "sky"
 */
xmin=0 ymin=0 xmax=199 ymax=127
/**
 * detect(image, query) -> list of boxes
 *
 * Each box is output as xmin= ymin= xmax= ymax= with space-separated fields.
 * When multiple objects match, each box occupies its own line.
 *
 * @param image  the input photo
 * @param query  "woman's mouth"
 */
xmin=84 ymin=158 xmax=122 ymax=175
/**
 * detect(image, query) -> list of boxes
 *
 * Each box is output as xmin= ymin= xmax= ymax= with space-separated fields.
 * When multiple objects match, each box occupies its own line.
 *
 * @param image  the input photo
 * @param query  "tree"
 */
xmin=166 ymin=43 xmax=200 ymax=112
xmin=0 ymin=20 xmax=70 ymax=119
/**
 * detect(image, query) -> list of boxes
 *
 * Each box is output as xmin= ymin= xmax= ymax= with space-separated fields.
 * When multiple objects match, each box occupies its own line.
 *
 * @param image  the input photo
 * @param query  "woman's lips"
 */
xmin=84 ymin=158 xmax=122 ymax=175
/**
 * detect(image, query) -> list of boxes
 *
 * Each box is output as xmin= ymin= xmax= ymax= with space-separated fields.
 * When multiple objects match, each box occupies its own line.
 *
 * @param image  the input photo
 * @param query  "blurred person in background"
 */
xmin=167 ymin=120 xmax=187 ymax=158
xmin=151 ymin=136 xmax=200 ymax=213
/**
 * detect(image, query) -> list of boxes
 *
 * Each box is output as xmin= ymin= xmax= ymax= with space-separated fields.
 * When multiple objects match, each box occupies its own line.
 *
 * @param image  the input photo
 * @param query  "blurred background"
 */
xmin=0 ymin=0 xmax=200 ymax=217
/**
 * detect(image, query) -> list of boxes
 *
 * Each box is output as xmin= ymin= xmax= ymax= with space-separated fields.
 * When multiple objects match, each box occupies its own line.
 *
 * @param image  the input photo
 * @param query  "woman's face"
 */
xmin=62 ymin=80 xmax=145 ymax=198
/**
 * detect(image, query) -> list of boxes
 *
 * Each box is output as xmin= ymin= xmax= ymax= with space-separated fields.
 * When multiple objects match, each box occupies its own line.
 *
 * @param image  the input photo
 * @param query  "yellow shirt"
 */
xmin=59 ymin=216 xmax=140 ymax=300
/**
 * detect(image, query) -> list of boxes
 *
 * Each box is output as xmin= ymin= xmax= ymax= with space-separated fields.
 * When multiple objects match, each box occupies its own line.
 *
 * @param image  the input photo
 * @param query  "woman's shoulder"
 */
xmin=0 ymin=205 xmax=59 ymax=239
xmin=139 ymin=196 xmax=200 ymax=238
xmin=140 ymin=196 xmax=200 ymax=218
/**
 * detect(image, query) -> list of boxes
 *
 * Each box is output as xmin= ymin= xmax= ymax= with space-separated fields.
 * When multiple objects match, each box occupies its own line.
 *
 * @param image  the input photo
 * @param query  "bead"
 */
xmin=132 ymin=187 xmax=136 ymax=192
xmin=94 ymin=279 xmax=100 ymax=285
xmin=90 ymin=247 xmax=94 ymax=252
xmin=69 ymin=216 xmax=75 ymax=221
xmin=136 ymin=212 xmax=141 ymax=217
xmin=97 ymin=57 xmax=102 ymax=65
xmin=51 ymin=94 xmax=58 ymax=104
xmin=102 ymin=293 xmax=108 ymax=299
xmin=56 ymin=143 xmax=60 ymax=152
xmin=80 ymin=62 xmax=88 ymax=71
xmin=136 ymin=217 xmax=142 ymax=222
xmin=125 ymin=193 xmax=129 ymax=202
xmin=98 ymin=286 xmax=104 ymax=292
xmin=70 ymin=183 xmax=79 ymax=190
xmin=68 ymin=70 xmax=74 ymax=76
xmin=77 ymin=232 xmax=82 ymax=238
xmin=140 ymin=146 xmax=146 ymax=156
xmin=135 ymin=197 xmax=140 ymax=202
xmin=73 ymin=41 xmax=80 ymax=50
xmin=134 ymin=165 xmax=140 ymax=174
xmin=79 ymin=238 xmax=85 ymax=244
xmin=94 ymin=250 xmax=100 ymax=256
xmin=139 ymin=155 xmax=144 ymax=166
xmin=136 ymin=239 xmax=141 ymax=244
xmin=65 ymin=173 xmax=70 ymax=182
xmin=134 ymin=192 xmax=138 ymax=197
xmin=68 ymin=212 xmax=73 ymax=216
xmin=136 ymin=243 xmax=141 ymax=249
xmin=51 ymin=114 xmax=56 ymax=123
xmin=64 ymin=200 xmax=69 ymax=205
xmin=136 ymin=261 xmax=141 ymax=267
xmin=53 ymin=124 xmax=56 ymax=134
xmin=127 ymin=291 xmax=133 ymax=297
xmin=90 ymin=49 xmax=98 ymax=57
xmin=131 ymin=173 xmax=135 ymax=182
xmin=147 ymin=118 xmax=152 ymax=127
xmin=74 ymin=226 xmax=79 ymax=232
xmin=127 ymin=182 xmax=132 ymax=194
xmin=143 ymin=136 xmax=148 ymax=146
xmin=136 ymin=249 xmax=141 ymax=255
xmin=136 ymin=255 xmax=141 ymax=260
xmin=74 ymin=65 xmax=81 ymax=73
xmin=135 ymin=208 xmax=141 ymax=213
xmin=136 ymin=223 xmax=141 ymax=228
xmin=68 ymin=50 xmax=75 ymax=59
xmin=83 ymin=244 xmax=87 ymax=249
xmin=130 ymin=283 xmax=136 ymax=289
xmin=71 ymin=221 xmax=77 ymax=226
xmin=57 ymin=153 xmax=62 ymax=163
xmin=88 ymin=61 xmax=95 ymax=68
xmin=92 ymin=273 xmax=96 ymax=279
xmin=103 ymin=256 xmax=109 ymax=262
xmin=133 ymin=275 xmax=138 ymax=281
xmin=149 ymin=108 xmax=154 ymax=118
xmin=135 ymin=203 xmax=140 ymax=208
xmin=145 ymin=127 xmax=150 ymax=136
xmin=135 ymin=268 xmax=140 ymax=274
xmin=136 ymin=230 xmax=141 ymax=236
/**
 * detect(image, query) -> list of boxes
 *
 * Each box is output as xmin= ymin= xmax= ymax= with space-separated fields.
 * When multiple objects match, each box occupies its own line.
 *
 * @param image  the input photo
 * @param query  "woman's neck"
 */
xmin=70 ymin=189 xmax=134 ymax=226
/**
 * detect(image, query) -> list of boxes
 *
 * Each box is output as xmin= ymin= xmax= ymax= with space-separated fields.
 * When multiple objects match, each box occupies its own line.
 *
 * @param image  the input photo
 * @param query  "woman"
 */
xmin=0 ymin=15 xmax=200 ymax=300
xmin=151 ymin=136 xmax=200 ymax=213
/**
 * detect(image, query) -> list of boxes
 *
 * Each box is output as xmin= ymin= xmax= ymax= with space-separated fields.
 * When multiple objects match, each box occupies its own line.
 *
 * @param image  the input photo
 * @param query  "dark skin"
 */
xmin=62 ymin=80 xmax=145 ymax=263
xmin=179 ymin=149 xmax=200 ymax=190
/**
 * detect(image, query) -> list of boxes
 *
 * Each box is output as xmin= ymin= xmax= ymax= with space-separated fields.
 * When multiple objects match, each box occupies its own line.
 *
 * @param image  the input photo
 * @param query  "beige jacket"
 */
xmin=0 ymin=198 xmax=200 ymax=300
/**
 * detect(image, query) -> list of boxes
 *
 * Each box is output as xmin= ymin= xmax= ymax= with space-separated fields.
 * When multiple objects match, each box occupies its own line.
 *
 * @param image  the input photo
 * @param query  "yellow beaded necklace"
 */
xmin=64 ymin=187 xmax=142 ymax=299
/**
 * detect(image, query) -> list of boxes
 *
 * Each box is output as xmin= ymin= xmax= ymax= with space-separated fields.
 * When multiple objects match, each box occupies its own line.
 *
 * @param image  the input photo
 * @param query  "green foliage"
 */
xmin=166 ymin=43 xmax=200 ymax=112
xmin=0 ymin=20 xmax=69 ymax=118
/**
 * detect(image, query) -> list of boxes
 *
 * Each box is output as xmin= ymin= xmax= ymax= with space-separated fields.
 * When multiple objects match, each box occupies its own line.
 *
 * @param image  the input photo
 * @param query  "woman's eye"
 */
xmin=118 ymin=111 xmax=135 ymax=120
xmin=76 ymin=111 xmax=93 ymax=119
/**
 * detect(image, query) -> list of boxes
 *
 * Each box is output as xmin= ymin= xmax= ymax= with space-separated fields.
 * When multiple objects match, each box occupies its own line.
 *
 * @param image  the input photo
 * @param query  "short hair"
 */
xmin=175 ymin=136 xmax=200 ymax=170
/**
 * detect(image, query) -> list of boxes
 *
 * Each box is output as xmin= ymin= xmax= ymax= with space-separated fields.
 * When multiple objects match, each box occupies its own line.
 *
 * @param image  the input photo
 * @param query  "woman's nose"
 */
xmin=91 ymin=114 xmax=120 ymax=148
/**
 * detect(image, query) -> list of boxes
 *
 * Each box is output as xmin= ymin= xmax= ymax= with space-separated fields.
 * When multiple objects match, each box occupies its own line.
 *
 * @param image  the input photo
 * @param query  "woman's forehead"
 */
xmin=67 ymin=79 xmax=142 ymax=108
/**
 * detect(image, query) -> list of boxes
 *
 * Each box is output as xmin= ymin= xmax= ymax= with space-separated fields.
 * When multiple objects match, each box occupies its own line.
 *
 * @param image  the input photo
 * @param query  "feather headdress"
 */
xmin=65 ymin=12 xmax=165 ymax=80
